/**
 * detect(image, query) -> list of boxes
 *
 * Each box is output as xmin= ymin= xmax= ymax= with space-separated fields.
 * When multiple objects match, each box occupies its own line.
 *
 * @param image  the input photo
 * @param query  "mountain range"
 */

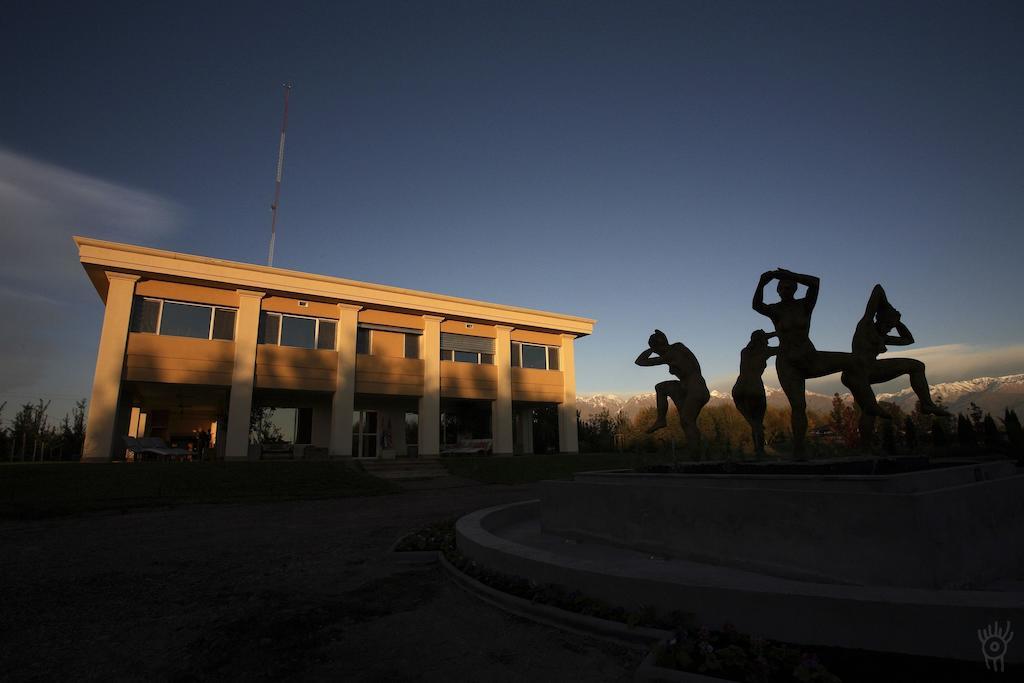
xmin=577 ymin=374 xmax=1024 ymax=422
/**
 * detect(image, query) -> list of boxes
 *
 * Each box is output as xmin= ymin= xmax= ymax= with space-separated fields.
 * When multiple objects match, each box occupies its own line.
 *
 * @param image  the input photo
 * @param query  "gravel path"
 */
xmin=0 ymin=480 xmax=639 ymax=682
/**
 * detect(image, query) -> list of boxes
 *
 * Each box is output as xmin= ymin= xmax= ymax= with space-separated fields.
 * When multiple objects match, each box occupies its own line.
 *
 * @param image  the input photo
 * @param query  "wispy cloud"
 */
xmin=0 ymin=146 xmax=182 ymax=293
xmin=0 ymin=148 xmax=183 ymax=394
xmin=875 ymin=343 xmax=1024 ymax=389
xmin=707 ymin=343 xmax=1024 ymax=396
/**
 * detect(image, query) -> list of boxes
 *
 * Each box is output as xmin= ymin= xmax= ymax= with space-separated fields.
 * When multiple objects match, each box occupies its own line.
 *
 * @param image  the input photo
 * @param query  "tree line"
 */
xmin=0 ymin=399 xmax=87 ymax=462
xmin=577 ymin=395 xmax=1024 ymax=461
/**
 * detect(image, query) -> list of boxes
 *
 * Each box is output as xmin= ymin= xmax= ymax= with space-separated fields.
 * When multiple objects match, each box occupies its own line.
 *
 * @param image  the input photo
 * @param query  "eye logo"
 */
xmin=978 ymin=620 xmax=1013 ymax=672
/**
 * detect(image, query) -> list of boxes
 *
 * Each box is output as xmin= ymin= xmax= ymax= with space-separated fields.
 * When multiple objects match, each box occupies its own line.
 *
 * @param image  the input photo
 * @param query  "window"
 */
xmin=404 ymin=333 xmax=420 ymax=359
xmin=281 ymin=316 xmax=316 ymax=349
xmin=129 ymin=296 xmax=236 ymax=341
xmin=317 ymin=321 xmax=336 ymax=350
xmin=259 ymin=311 xmax=338 ymax=350
xmin=157 ymin=301 xmax=212 ymax=339
xmin=440 ymin=332 xmax=494 ymax=365
xmin=259 ymin=312 xmax=280 ymax=344
xmin=521 ymin=344 xmax=548 ymax=370
xmin=454 ymin=350 xmax=478 ymax=363
xmin=356 ymin=327 xmax=371 ymax=354
xmin=130 ymin=298 xmax=160 ymax=333
xmin=212 ymin=309 xmax=236 ymax=341
xmin=511 ymin=342 xmax=560 ymax=370
xmin=443 ymin=349 xmax=492 ymax=364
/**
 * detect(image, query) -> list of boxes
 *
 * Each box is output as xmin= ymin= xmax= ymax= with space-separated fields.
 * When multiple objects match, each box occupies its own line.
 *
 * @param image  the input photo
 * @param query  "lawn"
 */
xmin=0 ymin=461 xmax=400 ymax=520
xmin=441 ymin=451 xmax=680 ymax=484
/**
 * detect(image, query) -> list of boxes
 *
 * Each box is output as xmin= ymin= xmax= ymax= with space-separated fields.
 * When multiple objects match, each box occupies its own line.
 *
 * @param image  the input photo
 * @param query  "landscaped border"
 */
xmin=392 ymin=524 xmax=834 ymax=682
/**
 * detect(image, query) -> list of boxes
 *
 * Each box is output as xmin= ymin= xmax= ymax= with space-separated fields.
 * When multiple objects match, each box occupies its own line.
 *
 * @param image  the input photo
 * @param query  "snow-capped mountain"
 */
xmin=577 ymin=374 xmax=1024 ymax=422
xmin=576 ymin=386 xmax=833 ymax=420
xmin=874 ymin=374 xmax=1024 ymax=417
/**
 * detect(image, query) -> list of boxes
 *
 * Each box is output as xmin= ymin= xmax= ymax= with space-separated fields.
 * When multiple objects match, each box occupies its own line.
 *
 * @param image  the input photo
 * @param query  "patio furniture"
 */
xmin=122 ymin=436 xmax=193 ymax=461
xmin=259 ymin=442 xmax=294 ymax=460
xmin=442 ymin=438 xmax=492 ymax=455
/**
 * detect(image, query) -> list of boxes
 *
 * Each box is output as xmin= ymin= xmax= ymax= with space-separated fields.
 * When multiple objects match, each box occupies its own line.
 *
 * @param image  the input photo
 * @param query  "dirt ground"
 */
xmin=0 ymin=479 xmax=640 ymax=682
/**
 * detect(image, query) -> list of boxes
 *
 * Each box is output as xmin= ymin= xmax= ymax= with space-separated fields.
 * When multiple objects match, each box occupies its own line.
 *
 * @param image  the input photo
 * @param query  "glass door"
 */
xmin=351 ymin=410 xmax=378 ymax=458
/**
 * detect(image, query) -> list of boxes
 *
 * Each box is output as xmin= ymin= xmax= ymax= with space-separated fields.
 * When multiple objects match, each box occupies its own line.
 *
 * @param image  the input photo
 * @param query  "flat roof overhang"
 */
xmin=75 ymin=236 xmax=596 ymax=337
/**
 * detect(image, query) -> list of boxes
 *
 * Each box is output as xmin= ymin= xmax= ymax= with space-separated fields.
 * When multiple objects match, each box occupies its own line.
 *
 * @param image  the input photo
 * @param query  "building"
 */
xmin=75 ymin=237 xmax=595 ymax=461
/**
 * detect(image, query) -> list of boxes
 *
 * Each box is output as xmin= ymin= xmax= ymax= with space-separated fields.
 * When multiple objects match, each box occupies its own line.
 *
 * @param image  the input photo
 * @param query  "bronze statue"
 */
xmin=843 ymin=284 xmax=951 ymax=443
xmin=634 ymin=329 xmax=710 ymax=449
xmin=732 ymin=330 xmax=778 ymax=457
xmin=752 ymin=269 xmax=950 ymax=455
xmin=753 ymin=268 xmax=856 ymax=457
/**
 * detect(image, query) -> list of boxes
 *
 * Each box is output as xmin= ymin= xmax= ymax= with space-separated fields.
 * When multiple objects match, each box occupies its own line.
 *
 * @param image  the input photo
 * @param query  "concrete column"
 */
xmin=493 ymin=325 xmax=514 ymax=455
xmin=213 ymin=418 xmax=225 ymax=458
xmin=224 ymin=290 xmax=264 ymax=460
xmin=329 ymin=304 xmax=362 ymax=455
xmin=517 ymin=405 xmax=534 ymax=455
xmin=418 ymin=315 xmax=443 ymax=456
xmin=82 ymin=272 xmax=139 ymax=461
xmin=557 ymin=334 xmax=579 ymax=453
xmin=128 ymin=407 xmax=142 ymax=438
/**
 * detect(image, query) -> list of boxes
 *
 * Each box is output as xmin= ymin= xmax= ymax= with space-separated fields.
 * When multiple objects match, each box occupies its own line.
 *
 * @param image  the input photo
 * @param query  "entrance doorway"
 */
xmin=352 ymin=410 xmax=378 ymax=458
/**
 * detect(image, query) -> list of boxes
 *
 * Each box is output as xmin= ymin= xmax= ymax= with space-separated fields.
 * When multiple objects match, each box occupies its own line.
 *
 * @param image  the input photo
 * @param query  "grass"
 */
xmin=440 ymin=451 xmax=684 ymax=484
xmin=0 ymin=461 xmax=400 ymax=520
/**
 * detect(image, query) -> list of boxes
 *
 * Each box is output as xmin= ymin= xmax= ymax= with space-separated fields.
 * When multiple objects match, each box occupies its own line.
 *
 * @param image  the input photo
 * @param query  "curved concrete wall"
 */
xmin=541 ymin=466 xmax=1024 ymax=589
xmin=456 ymin=500 xmax=1024 ymax=663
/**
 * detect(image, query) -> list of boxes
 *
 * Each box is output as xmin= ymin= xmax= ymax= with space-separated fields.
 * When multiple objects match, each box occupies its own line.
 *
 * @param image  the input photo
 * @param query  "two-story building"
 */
xmin=75 ymin=237 xmax=595 ymax=461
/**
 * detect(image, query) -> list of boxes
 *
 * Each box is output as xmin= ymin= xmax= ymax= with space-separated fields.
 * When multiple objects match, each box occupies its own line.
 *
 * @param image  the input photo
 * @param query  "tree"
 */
xmin=912 ymin=394 xmax=952 ymax=436
xmin=968 ymin=402 xmax=984 ymax=431
xmin=1002 ymin=409 xmax=1024 ymax=460
xmin=880 ymin=419 xmax=897 ymax=454
xmin=829 ymin=393 xmax=859 ymax=448
xmin=930 ymin=418 xmax=948 ymax=450
xmin=956 ymin=414 xmax=977 ymax=450
xmin=0 ymin=401 xmax=8 ymax=460
xmin=579 ymin=409 xmax=619 ymax=453
xmin=10 ymin=400 xmax=54 ymax=460
xmin=903 ymin=416 xmax=918 ymax=453
xmin=878 ymin=401 xmax=906 ymax=452
xmin=249 ymin=406 xmax=284 ymax=444
xmin=982 ymin=414 xmax=1001 ymax=451
xmin=58 ymin=399 xmax=87 ymax=460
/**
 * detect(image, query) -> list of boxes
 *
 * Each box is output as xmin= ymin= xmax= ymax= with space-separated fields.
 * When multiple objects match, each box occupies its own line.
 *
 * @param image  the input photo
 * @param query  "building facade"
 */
xmin=76 ymin=237 xmax=595 ymax=462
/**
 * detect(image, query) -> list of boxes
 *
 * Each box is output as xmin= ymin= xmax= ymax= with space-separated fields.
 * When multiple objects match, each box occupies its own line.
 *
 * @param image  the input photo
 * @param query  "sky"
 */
xmin=1 ymin=1 xmax=1022 ymax=420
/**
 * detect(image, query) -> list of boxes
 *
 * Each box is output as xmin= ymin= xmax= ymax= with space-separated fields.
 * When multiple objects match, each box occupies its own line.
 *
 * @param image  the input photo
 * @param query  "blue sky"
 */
xmin=1 ymin=1 xmax=1022 ymax=419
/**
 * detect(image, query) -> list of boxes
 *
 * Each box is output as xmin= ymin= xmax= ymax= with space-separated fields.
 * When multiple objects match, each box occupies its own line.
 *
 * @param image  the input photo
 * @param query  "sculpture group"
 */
xmin=635 ymin=268 xmax=950 ymax=458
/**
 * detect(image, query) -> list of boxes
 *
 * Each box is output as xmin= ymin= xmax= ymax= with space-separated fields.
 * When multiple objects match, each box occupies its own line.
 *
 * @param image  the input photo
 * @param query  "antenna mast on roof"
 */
xmin=268 ymin=82 xmax=293 ymax=267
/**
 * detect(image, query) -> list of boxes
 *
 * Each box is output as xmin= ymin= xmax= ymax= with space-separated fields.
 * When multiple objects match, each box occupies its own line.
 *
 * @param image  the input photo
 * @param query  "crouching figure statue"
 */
xmin=634 ymin=329 xmax=711 ymax=451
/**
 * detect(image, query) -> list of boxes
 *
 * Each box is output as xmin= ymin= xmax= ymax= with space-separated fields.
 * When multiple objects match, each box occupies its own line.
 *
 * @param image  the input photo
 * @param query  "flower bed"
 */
xmin=653 ymin=625 xmax=839 ymax=683
xmin=396 ymin=520 xmax=1004 ymax=682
